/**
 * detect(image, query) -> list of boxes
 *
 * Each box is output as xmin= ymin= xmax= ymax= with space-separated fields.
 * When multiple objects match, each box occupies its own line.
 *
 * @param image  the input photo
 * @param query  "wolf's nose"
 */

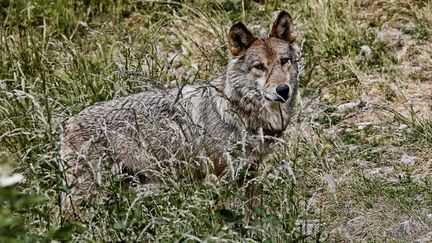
xmin=276 ymin=84 xmax=290 ymax=101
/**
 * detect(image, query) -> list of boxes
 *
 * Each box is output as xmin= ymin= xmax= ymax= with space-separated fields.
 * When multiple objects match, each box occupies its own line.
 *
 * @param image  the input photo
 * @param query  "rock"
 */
xmin=400 ymin=154 xmax=417 ymax=166
xmin=415 ymin=232 xmax=432 ymax=243
xmin=397 ymin=124 xmax=408 ymax=131
xmin=353 ymin=160 xmax=371 ymax=168
xmin=367 ymin=166 xmax=394 ymax=176
xmin=346 ymin=216 xmax=365 ymax=229
xmin=359 ymin=45 xmax=372 ymax=57
xmin=323 ymin=173 xmax=337 ymax=195
xmin=394 ymin=219 xmax=413 ymax=239
xmin=376 ymin=27 xmax=406 ymax=47
xmin=356 ymin=45 xmax=372 ymax=61
xmin=357 ymin=122 xmax=373 ymax=130
xmin=337 ymin=101 xmax=360 ymax=112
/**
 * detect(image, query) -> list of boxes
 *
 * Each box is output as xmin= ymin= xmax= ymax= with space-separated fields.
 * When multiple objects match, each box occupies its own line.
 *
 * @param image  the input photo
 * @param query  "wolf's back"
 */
xmin=60 ymin=82 xmax=234 ymax=171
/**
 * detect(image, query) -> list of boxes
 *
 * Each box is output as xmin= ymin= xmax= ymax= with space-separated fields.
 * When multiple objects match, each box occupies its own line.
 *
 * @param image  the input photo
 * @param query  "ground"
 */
xmin=0 ymin=0 xmax=431 ymax=241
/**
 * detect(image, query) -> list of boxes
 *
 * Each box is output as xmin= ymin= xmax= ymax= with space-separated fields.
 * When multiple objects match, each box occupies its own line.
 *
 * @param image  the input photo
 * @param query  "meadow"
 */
xmin=0 ymin=0 xmax=431 ymax=241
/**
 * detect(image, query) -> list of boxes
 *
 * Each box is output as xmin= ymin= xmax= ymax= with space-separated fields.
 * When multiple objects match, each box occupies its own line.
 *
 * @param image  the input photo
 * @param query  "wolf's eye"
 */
xmin=281 ymin=57 xmax=291 ymax=66
xmin=253 ymin=63 xmax=266 ymax=71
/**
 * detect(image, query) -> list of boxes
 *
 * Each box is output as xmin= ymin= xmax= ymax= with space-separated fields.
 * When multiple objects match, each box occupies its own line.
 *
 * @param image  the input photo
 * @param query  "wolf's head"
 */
xmin=224 ymin=10 xmax=301 ymax=134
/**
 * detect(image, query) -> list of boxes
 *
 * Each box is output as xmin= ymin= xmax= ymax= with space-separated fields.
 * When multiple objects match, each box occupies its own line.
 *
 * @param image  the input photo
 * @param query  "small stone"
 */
xmin=395 ymin=219 xmax=413 ymax=238
xmin=357 ymin=122 xmax=372 ymax=130
xmin=360 ymin=45 xmax=372 ymax=57
xmin=368 ymin=166 xmax=394 ymax=176
xmin=376 ymin=27 xmax=404 ymax=46
xmin=346 ymin=216 xmax=365 ymax=229
xmin=397 ymin=124 xmax=408 ymax=130
xmin=400 ymin=154 xmax=417 ymax=166
xmin=353 ymin=160 xmax=371 ymax=168
xmin=415 ymin=232 xmax=432 ymax=243
xmin=404 ymin=22 xmax=416 ymax=33
xmin=323 ymin=173 xmax=337 ymax=195
xmin=337 ymin=101 xmax=360 ymax=112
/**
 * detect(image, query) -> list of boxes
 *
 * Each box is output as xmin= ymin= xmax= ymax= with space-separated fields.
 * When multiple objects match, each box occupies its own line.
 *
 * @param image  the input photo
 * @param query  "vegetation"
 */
xmin=0 ymin=0 xmax=431 ymax=241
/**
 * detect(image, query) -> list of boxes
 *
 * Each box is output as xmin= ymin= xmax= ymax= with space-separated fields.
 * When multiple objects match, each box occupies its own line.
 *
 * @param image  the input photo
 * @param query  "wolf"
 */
xmin=60 ymin=10 xmax=301 ymax=216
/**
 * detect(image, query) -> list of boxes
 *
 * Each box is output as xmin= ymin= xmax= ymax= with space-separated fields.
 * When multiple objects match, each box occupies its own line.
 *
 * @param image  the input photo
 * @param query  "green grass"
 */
xmin=1 ymin=0 xmax=432 ymax=241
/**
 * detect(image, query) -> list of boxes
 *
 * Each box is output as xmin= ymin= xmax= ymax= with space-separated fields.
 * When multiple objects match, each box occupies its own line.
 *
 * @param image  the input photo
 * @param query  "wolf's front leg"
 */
xmin=241 ymin=161 xmax=262 ymax=224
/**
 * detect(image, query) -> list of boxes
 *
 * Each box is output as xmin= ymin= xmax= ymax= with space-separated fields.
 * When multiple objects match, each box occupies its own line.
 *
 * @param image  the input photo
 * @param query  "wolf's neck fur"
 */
xmin=191 ymin=73 xmax=292 ymax=138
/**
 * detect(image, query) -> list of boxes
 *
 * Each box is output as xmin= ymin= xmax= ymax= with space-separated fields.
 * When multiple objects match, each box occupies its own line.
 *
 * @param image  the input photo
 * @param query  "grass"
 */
xmin=1 ymin=0 xmax=432 ymax=241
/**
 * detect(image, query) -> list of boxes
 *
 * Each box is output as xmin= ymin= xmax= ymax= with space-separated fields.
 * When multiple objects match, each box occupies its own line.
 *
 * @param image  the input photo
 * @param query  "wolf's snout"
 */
xmin=276 ymin=84 xmax=290 ymax=101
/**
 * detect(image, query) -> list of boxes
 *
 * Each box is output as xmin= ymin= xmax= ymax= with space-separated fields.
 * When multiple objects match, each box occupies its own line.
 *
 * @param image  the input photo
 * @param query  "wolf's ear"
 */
xmin=270 ymin=10 xmax=295 ymax=43
xmin=228 ymin=22 xmax=256 ymax=56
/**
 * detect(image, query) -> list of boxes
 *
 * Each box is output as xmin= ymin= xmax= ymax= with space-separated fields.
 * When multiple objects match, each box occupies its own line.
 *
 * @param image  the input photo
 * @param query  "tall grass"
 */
xmin=1 ymin=0 xmax=431 ymax=241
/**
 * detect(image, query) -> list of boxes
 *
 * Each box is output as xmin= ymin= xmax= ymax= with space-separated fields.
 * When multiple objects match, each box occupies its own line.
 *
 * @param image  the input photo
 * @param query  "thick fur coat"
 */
xmin=60 ymin=10 xmax=301 ymax=213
